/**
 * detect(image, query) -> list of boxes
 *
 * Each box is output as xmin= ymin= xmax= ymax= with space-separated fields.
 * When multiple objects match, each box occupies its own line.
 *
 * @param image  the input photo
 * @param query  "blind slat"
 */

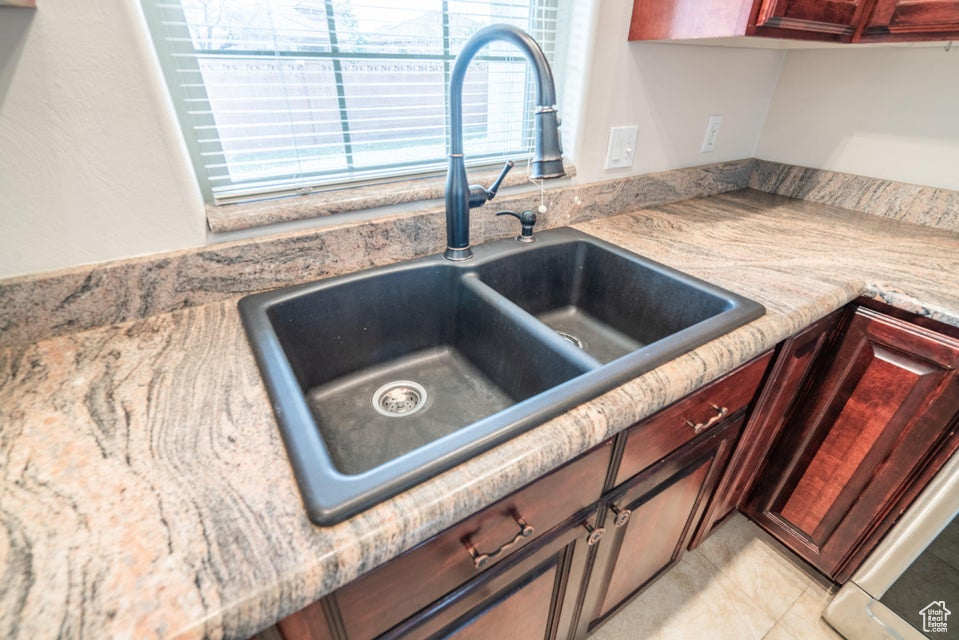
xmin=143 ymin=0 xmax=563 ymax=204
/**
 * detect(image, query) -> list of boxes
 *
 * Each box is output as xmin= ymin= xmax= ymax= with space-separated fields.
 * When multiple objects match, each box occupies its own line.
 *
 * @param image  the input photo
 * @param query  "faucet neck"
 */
xmin=449 ymin=24 xmax=557 ymax=155
xmin=445 ymin=24 xmax=564 ymax=261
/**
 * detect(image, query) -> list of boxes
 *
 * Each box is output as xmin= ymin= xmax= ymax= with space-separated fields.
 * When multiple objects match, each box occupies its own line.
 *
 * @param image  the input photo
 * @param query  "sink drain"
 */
xmin=372 ymin=380 xmax=428 ymax=418
xmin=556 ymin=331 xmax=585 ymax=350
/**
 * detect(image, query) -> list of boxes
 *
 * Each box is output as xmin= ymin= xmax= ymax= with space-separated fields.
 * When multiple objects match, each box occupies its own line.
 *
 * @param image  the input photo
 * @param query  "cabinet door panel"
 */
xmin=443 ymin=564 xmax=555 ymax=640
xmin=383 ymin=512 xmax=596 ymax=640
xmin=777 ymin=342 xmax=943 ymax=536
xmin=601 ymin=458 xmax=712 ymax=614
xmin=333 ymin=441 xmax=610 ymax=639
xmin=628 ymin=0 xmax=754 ymax=40
xmin=861 ymin=0 xmax=959 ymax=40
xmin=580 ymin=417 xmax=742 ymax=636
xmin=753 ymin=0 xmax=876 ymax=38
xmin=689 ymin=312 xmax=842 ymax=549
xmin=746 ymin=306 xmax=959 ymax=582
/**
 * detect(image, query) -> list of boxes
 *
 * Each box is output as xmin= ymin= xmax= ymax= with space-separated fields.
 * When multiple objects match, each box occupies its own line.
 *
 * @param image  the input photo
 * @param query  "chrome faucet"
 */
xmin=444 ymin=24 xmax=565 ymax=261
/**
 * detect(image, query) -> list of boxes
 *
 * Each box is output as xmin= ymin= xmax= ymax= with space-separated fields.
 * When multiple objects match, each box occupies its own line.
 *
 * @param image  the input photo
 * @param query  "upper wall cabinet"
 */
xmin=628 ymin=0 xmax=959 ymax=43
xmin=751 ymin=0 xmax=875 ymax=41
xmin=860 ymin=0 xmax=959 ymax=41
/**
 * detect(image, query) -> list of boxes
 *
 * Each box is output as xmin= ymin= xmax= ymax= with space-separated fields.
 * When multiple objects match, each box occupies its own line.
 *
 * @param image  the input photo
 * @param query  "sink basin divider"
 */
xmin=459 ymin=274 xmax=604 ymax=373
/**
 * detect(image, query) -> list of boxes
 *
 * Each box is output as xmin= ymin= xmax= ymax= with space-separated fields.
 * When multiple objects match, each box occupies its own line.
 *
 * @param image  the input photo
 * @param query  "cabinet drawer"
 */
xmin=333 ymin=440 xmax=613 ymax=639
xmin=614 ymin=352 xmax=772 ymax=486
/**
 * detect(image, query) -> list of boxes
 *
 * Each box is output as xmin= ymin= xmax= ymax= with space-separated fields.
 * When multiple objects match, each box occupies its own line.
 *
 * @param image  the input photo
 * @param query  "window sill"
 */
xmin=205 ymin=164 xmax=577 ymax=234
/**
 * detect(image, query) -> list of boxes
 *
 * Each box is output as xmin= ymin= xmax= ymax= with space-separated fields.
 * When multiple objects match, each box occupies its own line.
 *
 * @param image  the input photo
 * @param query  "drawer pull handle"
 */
xmin=584 ymin=521 xmax=606 ymax=546
xmin=463 ymin=511 xmax=534 ymax=570
xmin=685 ymin=404 xmax=728 ymax=434
xmin=609 ymin=504 xmax=632 ymax=527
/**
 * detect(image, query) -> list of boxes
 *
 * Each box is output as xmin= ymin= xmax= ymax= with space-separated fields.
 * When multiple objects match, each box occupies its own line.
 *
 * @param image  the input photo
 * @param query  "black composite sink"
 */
xmin=475 ymin=240 xmax=736 ymax=363
xmin=239 ymin=227 xmax=764 ymax=524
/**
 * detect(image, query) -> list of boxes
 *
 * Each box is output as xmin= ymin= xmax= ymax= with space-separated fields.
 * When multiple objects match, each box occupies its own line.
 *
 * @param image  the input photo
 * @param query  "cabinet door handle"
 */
xmin=685 ymin=404 xmax=728 ymax=434
xmin=462 ymin=510 xmax=534 ymax=570
xmin=609 ymin=504 xmax=631 ymax=527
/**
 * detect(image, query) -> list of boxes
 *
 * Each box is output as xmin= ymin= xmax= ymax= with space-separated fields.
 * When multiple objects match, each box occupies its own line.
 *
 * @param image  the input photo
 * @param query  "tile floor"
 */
xmin=591 ymin=514 xmax=845 ymax=640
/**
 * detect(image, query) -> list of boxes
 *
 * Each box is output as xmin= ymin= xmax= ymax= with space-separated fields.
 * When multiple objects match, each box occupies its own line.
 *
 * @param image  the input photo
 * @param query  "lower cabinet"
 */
xmin=274 ymin=441 xmax=612 ymax=640
xmin=694 ymin=307 xmax=847 ymax=547
xmin=263 ymin=302 xmax=959 ymax=639
xmin=576 ymin=416 xmax=744 ymax=637
xmin=274 ymin=510 xmax=601 ymax=640
xmin=744 ymin=302 xmax=959 ymax=582
xmin=377 ymin=509 xmax=597 ymax=640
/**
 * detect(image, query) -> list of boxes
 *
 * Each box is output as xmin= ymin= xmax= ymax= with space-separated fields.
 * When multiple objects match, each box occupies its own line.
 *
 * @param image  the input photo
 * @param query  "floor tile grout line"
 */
xmin=693 ymin=521 xmax=823 ymax=630
xmin=689 ymin=546 xmax=782 ymax=639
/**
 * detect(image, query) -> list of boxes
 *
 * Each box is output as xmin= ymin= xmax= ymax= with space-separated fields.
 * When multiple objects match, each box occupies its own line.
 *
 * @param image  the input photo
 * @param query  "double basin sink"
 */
xmin=239 ymin=227 xmax=764 ymax=525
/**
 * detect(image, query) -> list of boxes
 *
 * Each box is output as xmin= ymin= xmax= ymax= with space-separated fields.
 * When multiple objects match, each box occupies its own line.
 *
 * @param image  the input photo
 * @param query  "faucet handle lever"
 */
xmin=469 ymin=160 xmax=514 ymax=208
xmin=486 ymin=160 xmax=514 ymax=200
xmin=496 ymin=209 xmax=537 ymax=243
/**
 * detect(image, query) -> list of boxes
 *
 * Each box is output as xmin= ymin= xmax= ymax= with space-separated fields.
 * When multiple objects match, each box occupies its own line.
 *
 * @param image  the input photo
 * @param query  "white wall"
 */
xmin=572 ymin=0 xmax=784 ymax=184
xmin=0 ymin=0 xmax=205 ymax=279
xmin=0 ymin=0 xmax=787 ymax=279
xmin=4 ymin=1 xmax=954 ymax=280
xmin=756 ymin=46 xmax=959 ymax=191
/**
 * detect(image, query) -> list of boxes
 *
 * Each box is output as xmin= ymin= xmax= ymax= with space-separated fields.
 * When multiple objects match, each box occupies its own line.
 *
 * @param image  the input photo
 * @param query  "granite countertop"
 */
xmin=2 ymin=189 xmax=957 ymax=639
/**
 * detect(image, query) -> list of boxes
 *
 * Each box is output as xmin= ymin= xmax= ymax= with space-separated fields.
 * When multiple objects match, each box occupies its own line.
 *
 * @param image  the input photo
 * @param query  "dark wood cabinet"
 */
xmin=276 ymin=603 xmax=337 ymax=640
xmin=750 ymin=0 xmax=877 ymax=41
xmin=577 ymin=416 xmax=745 ymax=637
xmin=613 ymin=351 xmax=772 ymax=488
xmin=860 ymin=0 xmax=959 ymax=41
xmin=628 ymin=0 xmax=959 ymax=42
xmin=273 ymin=510 xmax=597 ymax=640
xmin=339 ymin=443 xmax=610 ymax=639
xmin=274 ymin=441 xmax=611 ymax=640
xmin=628 ymin=0 xmax=755 ymax=40
xmin=378 ymin=510 xmax=596 ymax=640
xmin=689 ymin=309 xmax=846 ymax=549
xmin=744 ymin=304 xmax=959 ymax=583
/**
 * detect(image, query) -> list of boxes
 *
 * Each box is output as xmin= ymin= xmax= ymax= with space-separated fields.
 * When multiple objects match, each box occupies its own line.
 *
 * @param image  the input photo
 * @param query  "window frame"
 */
xmin=141 ymin=0 xmax=568 ymax=208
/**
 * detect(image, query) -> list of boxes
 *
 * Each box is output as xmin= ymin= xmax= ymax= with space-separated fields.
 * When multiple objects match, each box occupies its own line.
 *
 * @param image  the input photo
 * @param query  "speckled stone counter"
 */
xmin=1 ymin=190 xmax=957 ymax=639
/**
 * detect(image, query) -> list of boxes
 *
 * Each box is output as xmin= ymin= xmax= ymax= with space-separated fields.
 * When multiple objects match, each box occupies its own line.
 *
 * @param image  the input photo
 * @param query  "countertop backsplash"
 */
xmin=0 ymin=160 xmax=753 ymax=348
xmin=3 ymin=158 xmax=956 ymax=349
xmin=750 ymin=159 xmax=959 ymax=233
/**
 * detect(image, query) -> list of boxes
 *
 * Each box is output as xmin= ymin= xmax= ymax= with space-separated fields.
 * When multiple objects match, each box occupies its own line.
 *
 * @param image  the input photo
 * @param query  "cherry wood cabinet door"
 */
xmin=628 ymin=0 xmax=755 ymax=40
xmin=860 ymin=0 xmax=959 ymax=40
xmin=327 ymin=442 xmax=610 ymax=639
xmin=378 ymin=509 xmax=597 ymax=640
xmin=750 ymin=0 xmax=879 ymax=41
xmin=688 ymin=310 xmax=845 ymax=549
xmin=577 ymin=417 xmax=743 ymax=637
xmin=745 ymin=306 xmax=959 ymax=583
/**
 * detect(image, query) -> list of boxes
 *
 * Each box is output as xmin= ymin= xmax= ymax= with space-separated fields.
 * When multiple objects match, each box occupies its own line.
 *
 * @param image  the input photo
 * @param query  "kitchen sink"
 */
xmin=259 ymin=264 xmax=593 ymax=476
xmin=239 ymin=227 xmax=764 ymax=525
xmin=475 ymin=240 xmax=737 ymax=364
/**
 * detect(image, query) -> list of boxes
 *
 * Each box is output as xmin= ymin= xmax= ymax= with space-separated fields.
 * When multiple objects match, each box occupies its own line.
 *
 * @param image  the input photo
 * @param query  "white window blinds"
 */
xmin=141 ymin=0 xmax=564 ymax=205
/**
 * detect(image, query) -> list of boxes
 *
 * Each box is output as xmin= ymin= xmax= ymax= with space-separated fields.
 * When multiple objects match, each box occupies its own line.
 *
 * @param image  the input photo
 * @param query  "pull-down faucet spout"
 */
xmin=444 ymin=24 xmax=565 ymax=261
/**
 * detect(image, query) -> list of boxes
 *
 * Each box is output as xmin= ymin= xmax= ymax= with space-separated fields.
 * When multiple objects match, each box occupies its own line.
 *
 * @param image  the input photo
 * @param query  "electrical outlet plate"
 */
xmin=605 ymin=126 xmax=639 ymax=170
xmin=701 ymin=115 xmax=723 ymax=153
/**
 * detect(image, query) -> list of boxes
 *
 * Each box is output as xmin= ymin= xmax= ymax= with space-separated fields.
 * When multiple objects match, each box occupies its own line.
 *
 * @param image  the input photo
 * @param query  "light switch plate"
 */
xmin=605 ymin=126 xmax=639 ymax=170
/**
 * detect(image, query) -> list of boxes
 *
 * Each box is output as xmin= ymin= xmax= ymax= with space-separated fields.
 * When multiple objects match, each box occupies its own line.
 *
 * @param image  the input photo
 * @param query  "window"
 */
xmin=141 ymin=0 xmax=566 ymax=205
